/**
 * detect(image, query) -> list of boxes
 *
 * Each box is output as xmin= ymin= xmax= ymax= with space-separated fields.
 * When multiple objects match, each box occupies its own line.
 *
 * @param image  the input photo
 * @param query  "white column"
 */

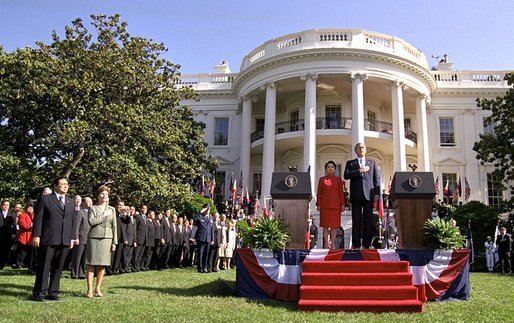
xmin=301 ymin=73 xmax=318 ymax=195
xmin=240 ymin=96 xmax=253 ymax=189
xmin=415 ymin=94 xmax=430 ymax=171
xmin=351 ymin=73 xmax=367 ymax=157
xmin=261 ymin=83 xmax=276 ymax=205
xmin=391 ymin=80 xmax=407 ymax=171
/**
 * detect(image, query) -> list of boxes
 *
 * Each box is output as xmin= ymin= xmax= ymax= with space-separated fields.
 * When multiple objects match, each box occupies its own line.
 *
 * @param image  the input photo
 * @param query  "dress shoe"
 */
xmin=45 ymin=294 xmax=59 ymax=301
xmin=33 ymin=294 xmax=44 ymax=302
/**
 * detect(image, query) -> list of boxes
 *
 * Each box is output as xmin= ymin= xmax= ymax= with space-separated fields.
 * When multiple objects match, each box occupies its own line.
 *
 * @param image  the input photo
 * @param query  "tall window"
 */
xmin=487 ymin=173 xmax=502 ymax=207
xmin=290 ymin=110 xmax=299 ymax=131
xmin=255 ymin=118 xmax=265 ymax=132
xmin=367 ymin=111 xmax=377 ymax=131
xmin=325 ymin=105 xmax=341 ymax=129
xmin=439 ymin=117 xmax=455 ymax=147
xmin=404 ymin=118 xmax=412 ymax=130
xmin=214 ymin=117 xmax=229 ymax=146
xmin=442 ymin=173 xmax=458 ymax=204
xmin=483 ymin=117 xmax=496 ymax=136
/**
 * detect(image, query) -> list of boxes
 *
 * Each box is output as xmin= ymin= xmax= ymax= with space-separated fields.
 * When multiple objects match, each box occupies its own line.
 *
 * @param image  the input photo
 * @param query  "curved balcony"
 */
xmin=241 ymin=29 xmax=428 ymax=71
xmin=250 ymin=117 xmax=417 ymax=143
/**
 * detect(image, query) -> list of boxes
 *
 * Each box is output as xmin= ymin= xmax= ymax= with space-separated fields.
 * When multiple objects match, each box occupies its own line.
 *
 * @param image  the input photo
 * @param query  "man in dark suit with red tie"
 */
xmin=344 ymin=143 xmax=381 ymax=249
xmin=32 ymin=177 xmax=77 ymax=301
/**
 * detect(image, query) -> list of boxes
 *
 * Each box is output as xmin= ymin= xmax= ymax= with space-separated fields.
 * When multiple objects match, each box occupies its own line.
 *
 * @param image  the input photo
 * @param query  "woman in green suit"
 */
xmin=85 ymin=185 xmax=117 ymax=298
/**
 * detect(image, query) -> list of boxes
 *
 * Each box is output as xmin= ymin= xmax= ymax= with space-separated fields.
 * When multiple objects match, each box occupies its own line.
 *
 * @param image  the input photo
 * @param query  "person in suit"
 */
xmin=194 ymin=204 xmax=214 ymax=273
xmin=208 ymin=213 xmax=221 ymax=272
xmin=120 ymin=205 xmax=136 ymax=273
xmin=109 ymin=200 xmax=126 ymax=275
xmin=316 ymin=160 xmax=345 ymax=249
xmin=344 ymin=143 xmax=381 ymax=249
xmin=496 ymin=226 xmax=512 ymax=274
xmin=159 ymin=209 xmax=172 ymax=269
xmin=142 ymin=211 xmax=156 ymax=271
xmin=85 ymin=185 xmax=117 ymax=298
xmin=32 ymin=177 xmax=78 ymax=301
xmin=71 ymin=197 xmax=92 ymax=279
xmin=182 ymin=218 xmax=193 ymax=267
xmin=132 ymin=205 xmax=148 ymax=272
xmin=151 ymin=212 xmax=163 ymax=270
xmin=169 ymin=212 xmax=181 ymax=268
xmin=0 ymin=200 xmax=16 ymax=270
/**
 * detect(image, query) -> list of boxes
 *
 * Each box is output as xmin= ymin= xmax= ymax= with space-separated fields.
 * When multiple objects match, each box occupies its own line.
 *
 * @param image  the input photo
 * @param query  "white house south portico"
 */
xmin=180 ymin=28 xmax=512 ymax=229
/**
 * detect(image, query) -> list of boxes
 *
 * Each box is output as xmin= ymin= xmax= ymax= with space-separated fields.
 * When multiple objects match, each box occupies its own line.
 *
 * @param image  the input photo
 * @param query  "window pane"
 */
xmin=487 ymin=173 xmax=502 ymax=207
xmin=367 ymin=111 xmax=377 ymax=131
xmin=290 ymin=110 xmax=299 ymax=131
xmin=325 ymin=105 xmax=341 ymax=129
xmin=214 ymin=117 xmax=229 ymax=146
xmin=439 ymin=118 xmax=455 ymax=146
xmin=483 ymin=118 xmax=496 ymax=136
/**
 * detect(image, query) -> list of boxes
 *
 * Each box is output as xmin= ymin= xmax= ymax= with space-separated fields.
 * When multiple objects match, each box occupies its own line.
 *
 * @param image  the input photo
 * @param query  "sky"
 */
xmin=1 ymin=0 xmax=514 ymax=74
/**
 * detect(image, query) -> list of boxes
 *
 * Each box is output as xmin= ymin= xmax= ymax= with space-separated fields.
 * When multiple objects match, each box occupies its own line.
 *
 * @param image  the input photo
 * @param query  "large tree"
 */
xmin=0 ymin=14 xmax=216 ymax=209
xmin=473 ymin=72 xmax=514 ymax=214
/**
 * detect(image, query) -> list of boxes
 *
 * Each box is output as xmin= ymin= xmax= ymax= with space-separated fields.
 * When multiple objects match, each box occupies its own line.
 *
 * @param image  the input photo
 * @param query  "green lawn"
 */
xmin=0 ymin=267 xmax=512 ymax=322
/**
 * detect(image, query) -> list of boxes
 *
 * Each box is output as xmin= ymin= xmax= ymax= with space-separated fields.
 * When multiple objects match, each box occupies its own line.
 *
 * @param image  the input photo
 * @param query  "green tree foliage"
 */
xmin=473 ymin=72 xmax=514 ymax=214
xmin=451 ymin=201 xmax=499 ymax=253
xmin=0 ymin=15 xmax=216 ymax=209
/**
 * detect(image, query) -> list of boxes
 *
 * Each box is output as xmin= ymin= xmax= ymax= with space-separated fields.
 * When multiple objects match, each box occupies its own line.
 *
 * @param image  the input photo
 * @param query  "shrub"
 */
xmin=451 ymin=201 xmax=499 ymax=253
xmin=424 ymin=218 xmax=466 ymax=250
xmin=242 ymin=217 xmax=290 ymax=250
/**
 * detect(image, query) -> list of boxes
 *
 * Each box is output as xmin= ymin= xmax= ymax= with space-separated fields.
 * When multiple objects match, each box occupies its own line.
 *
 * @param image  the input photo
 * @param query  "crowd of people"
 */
xmin=0 ymin=177 xmax=240 ymax=301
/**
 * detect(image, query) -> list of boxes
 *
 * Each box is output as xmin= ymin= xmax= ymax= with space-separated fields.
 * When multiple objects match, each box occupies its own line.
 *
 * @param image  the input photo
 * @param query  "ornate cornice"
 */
xmin=232 ymin=48 xmax=437 ymax=93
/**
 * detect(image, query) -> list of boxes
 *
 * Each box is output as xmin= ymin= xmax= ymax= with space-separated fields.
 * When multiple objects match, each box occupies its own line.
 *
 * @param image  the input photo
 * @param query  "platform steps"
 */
xmin=298 ymin=261 xmax=423 ymax=313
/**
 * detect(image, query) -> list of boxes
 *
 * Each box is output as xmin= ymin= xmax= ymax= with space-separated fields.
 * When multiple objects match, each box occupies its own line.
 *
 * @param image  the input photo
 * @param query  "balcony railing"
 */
xmin=250 ymin=117 xmax=417 ymax=143
xmin=432 ymin=70 xmax=510 ymax=86
xmin=241 ymin=29 xmax=428 ymax=71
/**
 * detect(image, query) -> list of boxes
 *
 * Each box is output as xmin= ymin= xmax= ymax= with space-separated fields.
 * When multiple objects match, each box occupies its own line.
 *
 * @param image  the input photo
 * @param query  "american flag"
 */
xmin=434 ymin=176 xmax=440 ymax=195
xmin=464 ymin=177 xmax=471 ymax=201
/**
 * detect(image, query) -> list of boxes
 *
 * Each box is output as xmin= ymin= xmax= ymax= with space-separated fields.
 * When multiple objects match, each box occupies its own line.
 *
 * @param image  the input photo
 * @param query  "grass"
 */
xmin=0 ymin=267 xmax=512 ymax=323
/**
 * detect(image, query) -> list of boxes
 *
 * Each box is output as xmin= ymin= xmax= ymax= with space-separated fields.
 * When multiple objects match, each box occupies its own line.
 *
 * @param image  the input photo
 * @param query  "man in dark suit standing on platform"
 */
xmin=32 ymin=177 xmax=77 ymax=301
xmin=344 ymin=143 xmax=380 ymax=249
xmin=194 ymin=204 xmax=214 ymax=273
xmin=71 ymin=196 xmax=92 ymax=279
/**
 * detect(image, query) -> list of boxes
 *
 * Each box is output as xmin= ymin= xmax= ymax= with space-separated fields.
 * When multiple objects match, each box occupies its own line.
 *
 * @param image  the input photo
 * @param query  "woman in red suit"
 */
xmin=17 ymin=204 xmax=34 ymax=268
xmin=316 ymin=161 xmax=345 ymax=249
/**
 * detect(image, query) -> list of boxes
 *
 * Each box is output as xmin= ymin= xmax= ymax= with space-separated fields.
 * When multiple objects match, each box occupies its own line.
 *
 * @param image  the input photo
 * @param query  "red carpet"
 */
xmin=298 ymin=261 xmax=423 ymax=313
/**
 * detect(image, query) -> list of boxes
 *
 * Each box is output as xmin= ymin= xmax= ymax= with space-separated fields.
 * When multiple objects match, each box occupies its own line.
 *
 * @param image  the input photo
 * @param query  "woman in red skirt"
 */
xmin=316 ymin=161 xmax=345 ymax=249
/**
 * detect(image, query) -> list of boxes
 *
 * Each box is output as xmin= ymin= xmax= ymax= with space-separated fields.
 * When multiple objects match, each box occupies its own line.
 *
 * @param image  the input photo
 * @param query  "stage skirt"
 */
xmin=319 ymin=208 xmax=341 ymax=228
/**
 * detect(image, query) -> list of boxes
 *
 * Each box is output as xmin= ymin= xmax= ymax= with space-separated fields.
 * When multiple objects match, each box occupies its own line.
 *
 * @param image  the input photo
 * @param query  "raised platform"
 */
xmin=236 ymin=248 xmax=470 ymax=304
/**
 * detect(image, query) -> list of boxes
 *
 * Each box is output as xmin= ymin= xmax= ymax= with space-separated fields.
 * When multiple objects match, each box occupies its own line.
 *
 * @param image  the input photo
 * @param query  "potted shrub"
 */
xmin=242 ymin=217 xmax=290 ymax=250
xmin=423 ymin=218 xmax=466 ymax=249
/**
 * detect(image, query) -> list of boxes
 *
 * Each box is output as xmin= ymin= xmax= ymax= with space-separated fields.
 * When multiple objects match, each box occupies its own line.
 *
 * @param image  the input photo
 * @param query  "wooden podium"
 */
xmin=390 ymin=172 xmax=436 ymax=249
xmin=270 ymin=172 xmax=312 ymax=249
